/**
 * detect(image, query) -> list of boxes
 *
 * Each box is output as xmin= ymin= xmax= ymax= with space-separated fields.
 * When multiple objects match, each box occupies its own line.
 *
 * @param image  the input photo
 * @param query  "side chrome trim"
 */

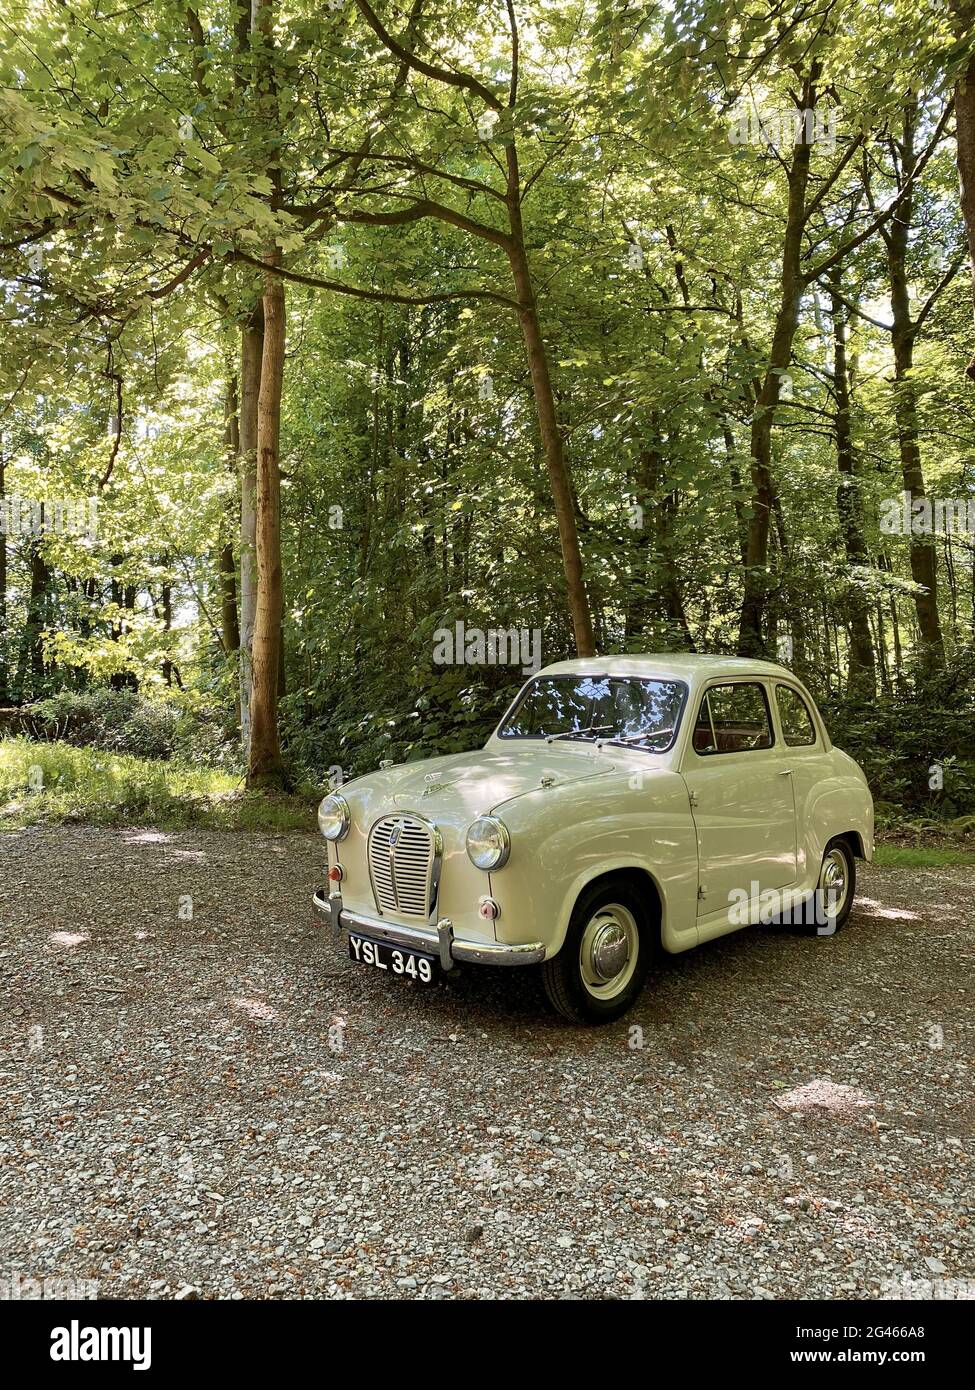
xmin=311 ymin=890 xmax=545 ymax=967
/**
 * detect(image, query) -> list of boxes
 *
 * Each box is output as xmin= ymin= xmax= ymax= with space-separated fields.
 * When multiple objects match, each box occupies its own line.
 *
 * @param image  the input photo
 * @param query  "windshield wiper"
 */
xmin=603 ymin=726 xmax=675 ymax=749
xmin=546 ymin=723 xmax=618 ymax=743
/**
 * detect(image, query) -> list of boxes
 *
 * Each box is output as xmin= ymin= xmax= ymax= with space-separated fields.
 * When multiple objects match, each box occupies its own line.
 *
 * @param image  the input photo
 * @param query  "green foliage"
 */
xmin=822 ymin=652 xmax=975 ymax=819
xmin=0 ymin=0 xmax=973 ymax=836
xmin=28 ymin=689 xmax=180 ymax=760
xmin=0 ymin=737 xmax=313 ymax=831
xmin=25 ymin=688 xmax=241 ymax=767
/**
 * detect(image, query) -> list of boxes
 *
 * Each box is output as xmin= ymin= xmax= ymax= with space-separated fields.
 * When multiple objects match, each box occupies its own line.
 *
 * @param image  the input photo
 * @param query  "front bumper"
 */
xmin=312 ymin=888 xmax=545 ymax=969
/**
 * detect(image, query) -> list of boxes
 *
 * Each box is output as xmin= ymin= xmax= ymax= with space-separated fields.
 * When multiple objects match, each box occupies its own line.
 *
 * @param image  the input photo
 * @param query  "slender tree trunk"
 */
xmin=829 ymin=273 xmax=876 ymax=694
xmin=220 ymin=542 xmax=239 ymax=653
xmin=247 ymin=263 xmax=286 ymax=788
xmin=885 ymin=106 xmax=946 ymax=668
xmin=951 ymin=0 xmax=975 ymax=380
xmin=107 ymin=554 xmax=138 ymax=691
xmin=630 ymin=438 xmax=694 ymax=650
xmin=238 ymin=302 xmax=263 ymax=752
xmin=0 ymin=449 xmax=7 ymax=704
xmin=15 ymin=526 xmax=50 ymax=702
xmin=161 ymin=576 xmax=174 ymax=687
xmin=505 ymin=163 xmax=595 ymax=657
xmin=246 ymin=0 xmax=286 ymax=787
xmin=944 ymin=531 xmax=959 ymax=637
xmin=723 ymin=419 xmax=749 ymax=568
xmin=874 ymin=600 xmax=891 ymax=694
xmin=221 ymin=375 xmax=241 ymax=654
xmin=879 ymin=551 xmax=905 ymax=687
xmin=738 ymin=75 xmax=817 ymax=656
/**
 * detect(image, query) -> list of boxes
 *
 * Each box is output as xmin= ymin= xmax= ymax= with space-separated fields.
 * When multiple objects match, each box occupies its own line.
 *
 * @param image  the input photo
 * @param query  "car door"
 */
xmin=680 ymin=679 xmax=798 ymax=916
xmin=772 ymin=680 xmax=832 ymax=883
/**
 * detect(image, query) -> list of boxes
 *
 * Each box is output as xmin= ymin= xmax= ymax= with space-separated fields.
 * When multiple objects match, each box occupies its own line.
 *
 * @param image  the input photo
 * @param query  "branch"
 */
xmin=147 ymin=247 xmax=211 ymax=298
xmin=99 ymin=358 xmax=123 ymax=489
xmin=818 ymin=279 xmax=891 ymax=332
xmin=506 ymin=0 xmax=518 ymax=109
xmin=317 ymin=147 xmax=504 ymax=201
xmin=339 ymin=196 xmax=512 ymax=248
xmin=354 ymin=0 xmax=503 ymax=111
xmin=232 ymin=247 xmax=519 ymax=308
xmin=802 ymin=99 xmax=954 ymax=285
xmin=802 ymin=129 xmax=865 ymax=224
xmin=186 ymin=6 xmax=208 ymax=99
xmin=914 ymin=255 xmax=966 ymax=336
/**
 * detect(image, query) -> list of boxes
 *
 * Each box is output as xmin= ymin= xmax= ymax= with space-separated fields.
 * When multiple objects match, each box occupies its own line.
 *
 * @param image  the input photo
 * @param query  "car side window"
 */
xmin=775 ymin=684 xmax=817 ymax=747
xmin=692 ymin=683 xmax=773 ymax=754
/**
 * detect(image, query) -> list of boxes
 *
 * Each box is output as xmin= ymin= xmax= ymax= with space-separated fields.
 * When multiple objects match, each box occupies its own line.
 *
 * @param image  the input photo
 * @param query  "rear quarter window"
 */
xmin=775 ymin=685 xmax=817 ymax=747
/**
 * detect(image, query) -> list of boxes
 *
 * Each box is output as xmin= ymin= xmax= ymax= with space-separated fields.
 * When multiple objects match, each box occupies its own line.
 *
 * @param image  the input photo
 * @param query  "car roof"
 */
xmin=535 ymin=654 xmax=797 ymax=683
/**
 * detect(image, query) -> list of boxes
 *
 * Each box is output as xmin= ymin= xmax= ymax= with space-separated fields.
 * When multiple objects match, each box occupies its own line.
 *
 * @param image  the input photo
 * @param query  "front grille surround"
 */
xmin=367 ymin=813 xmax=442 ymax=919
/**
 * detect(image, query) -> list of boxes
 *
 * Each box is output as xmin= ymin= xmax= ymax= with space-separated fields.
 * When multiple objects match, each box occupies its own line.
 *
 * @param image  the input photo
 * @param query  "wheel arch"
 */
xmin=563 ymin=865 xmax=664 ymax=950
xmin=835 ymin=829 xmax=867 ymax=860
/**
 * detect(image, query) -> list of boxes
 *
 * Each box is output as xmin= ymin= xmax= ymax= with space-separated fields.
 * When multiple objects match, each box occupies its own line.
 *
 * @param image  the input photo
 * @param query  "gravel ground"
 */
xmin=0 ymin=825 xmax=972 ymax=1301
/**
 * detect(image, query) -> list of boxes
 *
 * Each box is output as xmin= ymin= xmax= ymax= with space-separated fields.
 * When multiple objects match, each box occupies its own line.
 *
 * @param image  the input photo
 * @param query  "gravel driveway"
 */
xmin=1 ymin=825 xmax=972 ymax=1300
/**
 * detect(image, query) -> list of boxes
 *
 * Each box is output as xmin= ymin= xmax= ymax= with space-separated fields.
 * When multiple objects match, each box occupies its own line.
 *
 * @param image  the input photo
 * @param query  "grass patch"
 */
xmin=873 ymin=844 xmax=975 ymax=868
xmin=0 ymin=737 xmax=316 ymax=832
xmin=5 ymin=736 xmax=975 ymax=857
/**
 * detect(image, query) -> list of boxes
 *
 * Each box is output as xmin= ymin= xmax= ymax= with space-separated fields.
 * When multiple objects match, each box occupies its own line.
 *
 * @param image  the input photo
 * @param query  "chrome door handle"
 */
xmin=778 ymin=768 xmax=794 ymax=775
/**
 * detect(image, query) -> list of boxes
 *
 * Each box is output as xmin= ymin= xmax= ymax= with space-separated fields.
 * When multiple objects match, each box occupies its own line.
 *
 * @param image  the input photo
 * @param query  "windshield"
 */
xmin=498 ymin=675 xmax=687 ymax=752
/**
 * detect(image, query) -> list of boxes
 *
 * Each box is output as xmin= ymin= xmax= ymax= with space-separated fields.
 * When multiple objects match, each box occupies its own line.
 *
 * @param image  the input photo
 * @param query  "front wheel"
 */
xmin=542 ymin=880 xmax=653 ymax=1024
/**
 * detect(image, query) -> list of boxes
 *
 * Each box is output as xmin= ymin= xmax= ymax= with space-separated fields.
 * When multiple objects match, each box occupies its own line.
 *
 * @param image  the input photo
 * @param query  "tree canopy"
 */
xmin=1 ymin=0 xmax=973 ymax=817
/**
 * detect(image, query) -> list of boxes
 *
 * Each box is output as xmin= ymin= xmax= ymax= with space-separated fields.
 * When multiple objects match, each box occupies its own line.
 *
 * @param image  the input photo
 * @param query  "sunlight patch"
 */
xmin=232 ymin=996 xmax=280 ymax=1023
xmin=49 ymin=931 xmax=89 ymax=948
xmin=774 ymin=1079 xmax=874 ymax=1117
xmin=855 ymin=896 xmax=921 ymax=921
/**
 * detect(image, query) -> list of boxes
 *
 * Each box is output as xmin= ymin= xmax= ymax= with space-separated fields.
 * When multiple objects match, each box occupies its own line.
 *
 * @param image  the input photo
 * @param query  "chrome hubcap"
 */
xmin=580 ymin=905 xmax=639 ymax=1000
xmin=820 ymin=849 xmax=848 ymax=918
xmin=591 ymin=921 xmax=629 ymax=980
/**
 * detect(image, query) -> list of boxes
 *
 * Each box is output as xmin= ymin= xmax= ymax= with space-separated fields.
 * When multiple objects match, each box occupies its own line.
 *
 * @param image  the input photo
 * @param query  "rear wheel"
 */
xmin=817 ymin=838 xmax=856 ymax=933
xmin=542 ymin=879 xmax=653 ymax=1024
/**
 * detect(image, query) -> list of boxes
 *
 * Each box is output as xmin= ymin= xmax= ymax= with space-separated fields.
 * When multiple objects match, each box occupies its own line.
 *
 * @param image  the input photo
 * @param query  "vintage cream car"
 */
xmin=313 ymin=655 xmax=873 ymax=1023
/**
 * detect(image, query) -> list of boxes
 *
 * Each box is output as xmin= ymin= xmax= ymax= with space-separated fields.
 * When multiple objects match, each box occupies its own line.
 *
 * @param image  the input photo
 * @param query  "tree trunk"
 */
xmin=951 ymin=0 xmax=975 ymax=379
xmin=247 ymin=262 xmax=286 ymax=788
xmin=738 ymin=77 xmax=817 ymax=657
xmin=161 ymin=576 xmax=174 ymax=687
xmin=505 ymin=176 xmax=595 ymax=657
xmin=629 ymin=437 xmax=694 ymax=650
xmin=885 ymin=105 xmax=946 ymax=668
xmin=14 ymin=525 xmax=51 ymax=702
xmin=828 ymin=272 xmax=876 ymax=694
xmin=220 ymin=375 xmax=241 ymax=654
xmin=0 ymin=450 xmax=7 ymax=704
xmin=238 ymin=302 xmax=263 ymax=752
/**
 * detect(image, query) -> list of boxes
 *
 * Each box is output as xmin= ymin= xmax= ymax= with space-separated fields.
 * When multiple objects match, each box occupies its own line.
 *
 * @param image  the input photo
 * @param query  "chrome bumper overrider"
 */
xmin=312 ymin=888 xmax=545 ymax=969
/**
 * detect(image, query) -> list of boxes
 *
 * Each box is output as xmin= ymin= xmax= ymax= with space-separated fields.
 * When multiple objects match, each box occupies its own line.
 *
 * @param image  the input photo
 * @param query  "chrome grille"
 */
xmin=368 ymin=815 xmax=438 ymax=918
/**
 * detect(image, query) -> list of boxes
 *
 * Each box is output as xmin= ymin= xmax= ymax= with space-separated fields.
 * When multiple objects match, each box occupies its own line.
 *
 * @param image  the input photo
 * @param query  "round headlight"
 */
xmin=317 ymin=793 xmax=350 ymax=841
xmin=466 ymin=816 xmax=510 ymax=870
